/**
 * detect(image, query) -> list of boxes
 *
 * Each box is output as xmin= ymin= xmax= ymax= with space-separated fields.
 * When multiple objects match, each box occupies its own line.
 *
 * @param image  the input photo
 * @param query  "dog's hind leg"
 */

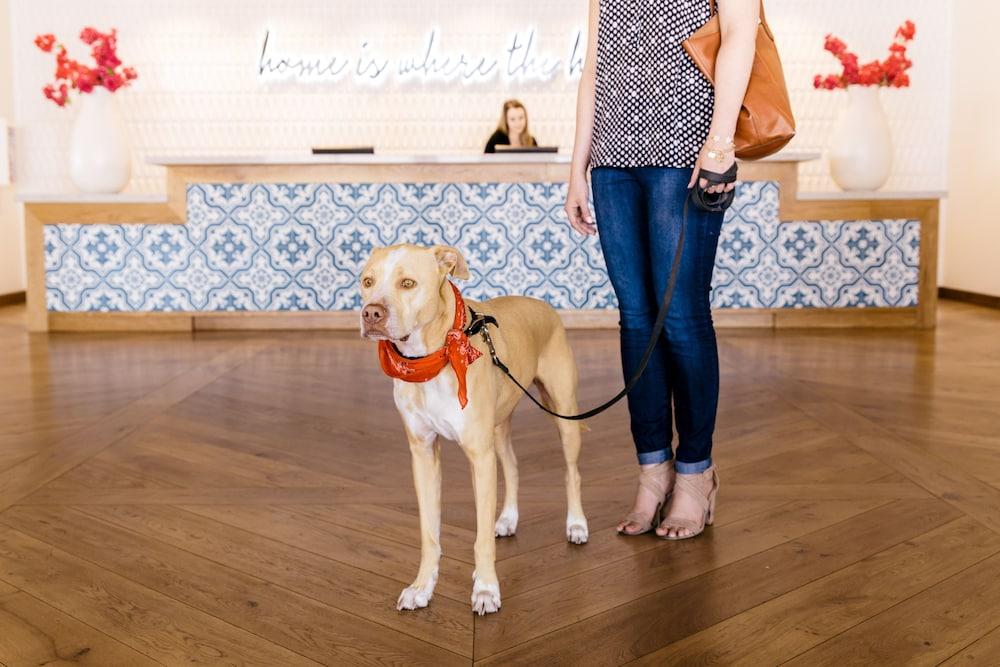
xmin=535 ymin=329 xmax=589 ymax=545
xmin=397 ymin=424 xmax=443 ymax=611
xmin=493 ymin=417 xmax=519 ymax=537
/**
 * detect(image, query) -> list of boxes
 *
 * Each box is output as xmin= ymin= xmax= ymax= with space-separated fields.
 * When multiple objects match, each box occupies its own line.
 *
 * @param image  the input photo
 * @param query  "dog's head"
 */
xmin=359 ymin=244 xmax=470 ymax=342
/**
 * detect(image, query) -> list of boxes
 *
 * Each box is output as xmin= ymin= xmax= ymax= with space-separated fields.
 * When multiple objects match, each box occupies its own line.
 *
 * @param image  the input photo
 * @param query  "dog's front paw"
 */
xmin=397 ymin=584 xmax=433 ymax=611
xmin=494 ymin=508 xmax=519 ymax=537
xmin=398 ymin=570 xmax=437 ymax=612
xmin=471 ymin=577 xmax=501 ymax=616
xmin=567 ymin=516 xmax=589 ymax=544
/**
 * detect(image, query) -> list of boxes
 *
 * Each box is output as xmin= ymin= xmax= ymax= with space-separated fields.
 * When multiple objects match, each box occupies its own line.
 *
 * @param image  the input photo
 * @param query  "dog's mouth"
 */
xmin=361 ymin=328 xmax=410 ymax=343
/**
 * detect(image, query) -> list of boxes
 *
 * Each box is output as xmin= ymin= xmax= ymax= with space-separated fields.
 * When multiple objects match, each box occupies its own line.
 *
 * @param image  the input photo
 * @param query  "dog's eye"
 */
xmin=361 ymin=277 xmax=374 ymax=289
xmin=400 ymin=278 xmax=416 ymax=289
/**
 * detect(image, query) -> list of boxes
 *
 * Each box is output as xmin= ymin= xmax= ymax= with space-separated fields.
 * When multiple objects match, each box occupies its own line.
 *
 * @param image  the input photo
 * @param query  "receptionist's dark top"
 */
xmin=484 ymin=130 xmax=538 ymax=153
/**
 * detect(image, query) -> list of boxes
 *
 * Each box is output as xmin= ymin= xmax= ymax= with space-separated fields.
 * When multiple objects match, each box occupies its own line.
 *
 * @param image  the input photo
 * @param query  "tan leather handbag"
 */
xmin=683 ymin=0 xmax=796 ymax=160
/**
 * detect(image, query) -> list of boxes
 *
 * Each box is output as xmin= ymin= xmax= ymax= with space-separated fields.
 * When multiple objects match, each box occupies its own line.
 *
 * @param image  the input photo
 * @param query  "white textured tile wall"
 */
xmin=9 ymin=0 xmax=949 ymax=195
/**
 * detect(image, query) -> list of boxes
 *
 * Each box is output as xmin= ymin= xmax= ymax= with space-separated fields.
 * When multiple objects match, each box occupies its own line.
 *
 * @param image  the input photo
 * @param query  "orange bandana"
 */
xmin=378 ymin=282 xmax=483 ymax=409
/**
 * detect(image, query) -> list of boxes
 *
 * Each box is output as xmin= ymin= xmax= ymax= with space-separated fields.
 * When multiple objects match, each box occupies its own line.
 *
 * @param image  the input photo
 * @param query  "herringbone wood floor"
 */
xmin=0 ymin=301 xmax=999 ymax=665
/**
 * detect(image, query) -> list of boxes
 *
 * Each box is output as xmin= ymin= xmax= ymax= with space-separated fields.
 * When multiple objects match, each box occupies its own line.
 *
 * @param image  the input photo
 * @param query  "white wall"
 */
xmin=943 ymin=0 xmax=1000 ymax=298
xmin=1 ymin=0 xmax=961 ymax=299
xmin=0 ymin=0 xmax=25 ymax=296
xmin=7 ymin=0 xmax=950 ymax=195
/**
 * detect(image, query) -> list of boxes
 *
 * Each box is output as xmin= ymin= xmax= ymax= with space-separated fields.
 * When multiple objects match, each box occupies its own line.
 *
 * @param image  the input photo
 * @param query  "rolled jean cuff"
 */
xmin=637 ymin=449 xmax=673 ymax=465
xmin=675 ymin=457 xmax=713 ymax=474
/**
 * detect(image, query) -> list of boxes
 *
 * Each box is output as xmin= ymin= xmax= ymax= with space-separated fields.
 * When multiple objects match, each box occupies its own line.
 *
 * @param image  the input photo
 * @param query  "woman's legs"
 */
xmin=591 ymin=166 xmax=676 ymax=534
xmin=633 ymin=167 xmax=724 ymax=538
xmin=591 ymin=165 xmax=724 ymax=537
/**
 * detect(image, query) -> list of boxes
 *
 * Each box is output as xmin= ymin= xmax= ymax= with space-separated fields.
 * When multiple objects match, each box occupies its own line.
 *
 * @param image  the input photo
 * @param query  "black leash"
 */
xmin=466 ymin=166 xmax=737 ymax=421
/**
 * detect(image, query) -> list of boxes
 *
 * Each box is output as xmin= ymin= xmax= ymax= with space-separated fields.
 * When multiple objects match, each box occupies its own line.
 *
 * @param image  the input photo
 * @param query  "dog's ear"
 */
xmin=433 ymin=245 xmax=470 ymax=280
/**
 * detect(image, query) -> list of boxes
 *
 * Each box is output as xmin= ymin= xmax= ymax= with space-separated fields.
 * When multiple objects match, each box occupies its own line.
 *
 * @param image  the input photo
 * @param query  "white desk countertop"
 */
xmin=147 ymin=150 xmax=823 ymax=166
xmin=796 ymin=190 xmax=946 ymax=201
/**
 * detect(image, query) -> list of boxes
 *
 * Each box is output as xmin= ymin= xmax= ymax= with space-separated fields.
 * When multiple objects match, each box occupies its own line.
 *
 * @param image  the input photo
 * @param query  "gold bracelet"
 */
xmin=706 ymin=135 xmax=735 ymax=163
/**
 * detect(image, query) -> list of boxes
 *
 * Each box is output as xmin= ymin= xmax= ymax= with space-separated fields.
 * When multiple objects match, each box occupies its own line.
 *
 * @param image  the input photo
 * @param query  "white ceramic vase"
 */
xmin=828 ymin=85 xmax=893 ymax=192
xmin=69 ymin=87 xmax=131 ymax=193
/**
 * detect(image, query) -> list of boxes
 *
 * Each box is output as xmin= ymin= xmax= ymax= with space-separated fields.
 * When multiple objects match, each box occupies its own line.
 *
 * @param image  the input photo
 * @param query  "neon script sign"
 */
xmin=258 ymin=28 xmax=585 ymax=84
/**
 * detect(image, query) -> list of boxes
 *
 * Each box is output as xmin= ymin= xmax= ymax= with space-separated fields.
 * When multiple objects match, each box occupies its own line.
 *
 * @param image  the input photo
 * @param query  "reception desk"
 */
xmin=20 ymin=153 xmax=940 ymax=332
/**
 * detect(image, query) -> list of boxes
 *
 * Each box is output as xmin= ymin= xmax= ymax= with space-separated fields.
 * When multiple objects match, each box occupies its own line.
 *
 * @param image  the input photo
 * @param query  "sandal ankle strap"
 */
xmin=637 ymin=460 xmax=673 ymax=499
xmin=672 ymin=467 xmax=719 ymax=511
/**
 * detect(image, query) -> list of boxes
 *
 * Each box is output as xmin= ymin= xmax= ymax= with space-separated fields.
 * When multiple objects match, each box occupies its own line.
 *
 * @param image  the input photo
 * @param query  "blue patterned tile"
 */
xmin=203 ymin=220 xmax=255 ymax=274
xmin=146 ymin=286 xmax=194 ymax=312
xmin=803 ymin=248 xmax=863 ymax=305
xmin=172 ymin=252 xmax=226 ymax=308
xmin=740 ymin=248 xmax=797 ymax=306
xmin=266 ymin=220 xmax=320 ymax=273
xmin=205 ymin=285 xmax=255 ymax=311
xmin=233 ymin=187 xmax=292 ymax=243
xmin=834 ymin=222 xmax=889 ymax=273
xmin=140 ymin=225 xmax=193 ymax=273
xmin=47 ymin=253 xmax=101 ymax=309
xmin=203 ymin=183 xmax=253 ymax=212
xmin=77 ymin=226 xmax=129 ymax=275
xmin=485 ymin=185 xmax=545 ymax=240
xmin=899 ymin=220 xmax=921 ymax=267
xmin=358 ymin=185 xmax=419 ymax=237
xmin=466 ymin=234 xmax=511 ymax=286
xmin=718 ymin=218 xmax=765 ymax=275
xmin=775 ymin=281 xmax=825 ymax=308
xmin=487 ymin=251 xmax=547 ymax=296
xmin=329 ymin=219 xmax=383 ymax=273
xmin=299 ymin=251 xmax=354 ymax=309
xmin=297 ymin=185 xmax=354 ymax=243
xmin=776 ymin=223 xmax=824 ymax=270
xmin=43 ymin=180 xmax=921 ymax=313
xmin=732 ymin=181 xmax=781 ymax=242
xmin=233 ymin=253 xmax=293 ymax=308
xmin=78 ymin=286 xmax=129 ymax=312
xmin=868 ymin=246 xmax=919 ymax=306
xmin=44 ymin=225 xmax=70 ymax=272
xmin=416 ymin=186 xmax=472 ymax=244
xmin=106 ymin=253 xmax=164 ymax=308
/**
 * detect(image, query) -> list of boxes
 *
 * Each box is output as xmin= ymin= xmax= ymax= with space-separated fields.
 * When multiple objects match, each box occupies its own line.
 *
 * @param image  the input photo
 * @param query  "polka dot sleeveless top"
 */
xmin=590 ymin=0 xmax=716 ymax=169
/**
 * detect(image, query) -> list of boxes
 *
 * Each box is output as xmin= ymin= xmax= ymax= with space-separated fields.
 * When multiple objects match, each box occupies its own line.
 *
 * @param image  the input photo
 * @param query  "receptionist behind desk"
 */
xmin=484 ymin=99 xmax=538 ymax=153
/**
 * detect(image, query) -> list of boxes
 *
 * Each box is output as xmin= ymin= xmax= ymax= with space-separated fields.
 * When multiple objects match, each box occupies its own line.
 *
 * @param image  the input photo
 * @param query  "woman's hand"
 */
xmin=565 ymin=172 xmax=597 ymax=236
xmin=687 ymin=142 xmax=737 ymax=194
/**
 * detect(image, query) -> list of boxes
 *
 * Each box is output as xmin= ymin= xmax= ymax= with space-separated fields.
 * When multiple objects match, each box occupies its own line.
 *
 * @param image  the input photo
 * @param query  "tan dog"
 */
xmin=359 ymin=243 xmax=588 ymax=615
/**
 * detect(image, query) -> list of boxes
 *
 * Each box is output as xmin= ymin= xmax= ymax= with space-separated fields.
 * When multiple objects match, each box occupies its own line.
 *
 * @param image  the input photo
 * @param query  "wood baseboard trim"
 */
xmin=939 ymin=287 xmax=1000 ymax=310
xmin=0 ymin=291 xmax=26 ymax=307
xmin=48 ymin=312 xmax=194 ymax=332
xmin=45 ymin=307 xmax=920 ymax=332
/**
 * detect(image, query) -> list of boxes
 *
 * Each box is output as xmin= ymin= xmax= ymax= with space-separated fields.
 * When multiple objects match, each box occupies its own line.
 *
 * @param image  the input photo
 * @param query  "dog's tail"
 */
xmin=533 ymin=324 xmax=591 ymax=433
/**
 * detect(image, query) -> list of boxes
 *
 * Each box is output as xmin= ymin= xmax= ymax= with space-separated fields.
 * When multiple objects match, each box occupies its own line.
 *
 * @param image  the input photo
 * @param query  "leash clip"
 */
xmin=475 ymin=318 xmax=510 ymax=375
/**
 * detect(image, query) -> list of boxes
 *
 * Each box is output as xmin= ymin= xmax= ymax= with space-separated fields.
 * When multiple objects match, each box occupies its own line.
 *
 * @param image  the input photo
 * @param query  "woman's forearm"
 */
xmin=570 ymin=70 xmax=596 ymax=179
xmin=708 ymin=0 xmax=759 ymax=140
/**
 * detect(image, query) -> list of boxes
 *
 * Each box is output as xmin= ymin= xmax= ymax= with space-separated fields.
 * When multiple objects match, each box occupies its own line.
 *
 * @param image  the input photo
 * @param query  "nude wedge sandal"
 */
xmin=617 ymin=460 xmax=674 ymax=536
xmin=657 ymin=466 xmax=719 ymax=541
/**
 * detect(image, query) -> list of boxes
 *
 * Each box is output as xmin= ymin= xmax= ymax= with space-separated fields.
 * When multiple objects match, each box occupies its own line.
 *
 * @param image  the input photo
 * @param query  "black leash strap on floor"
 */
xmin=469 ymin=168 xmax=737 ymax=421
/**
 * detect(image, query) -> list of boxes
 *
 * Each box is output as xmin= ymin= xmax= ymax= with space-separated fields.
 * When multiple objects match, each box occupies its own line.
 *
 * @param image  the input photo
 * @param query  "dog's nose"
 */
xmin=362 ymin=303 xmax=387 ymax=326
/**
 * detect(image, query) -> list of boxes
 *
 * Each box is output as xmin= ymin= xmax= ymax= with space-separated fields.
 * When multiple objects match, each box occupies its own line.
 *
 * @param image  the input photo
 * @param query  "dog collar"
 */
xmin=377 ymin=281 xmax=483 ymax=409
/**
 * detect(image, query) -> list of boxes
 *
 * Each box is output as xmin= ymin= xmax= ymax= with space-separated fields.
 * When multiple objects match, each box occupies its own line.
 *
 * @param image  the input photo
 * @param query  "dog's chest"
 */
xmin=393 ymin=372 xmax=468 ymax=443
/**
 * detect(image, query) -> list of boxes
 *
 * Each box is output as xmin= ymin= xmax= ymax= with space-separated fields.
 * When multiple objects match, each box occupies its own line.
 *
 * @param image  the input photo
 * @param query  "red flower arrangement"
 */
xmin=34 ymin=27 xmax=137 ymax=107
xmin=814 ymin=20 xmax=915 ymax=90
